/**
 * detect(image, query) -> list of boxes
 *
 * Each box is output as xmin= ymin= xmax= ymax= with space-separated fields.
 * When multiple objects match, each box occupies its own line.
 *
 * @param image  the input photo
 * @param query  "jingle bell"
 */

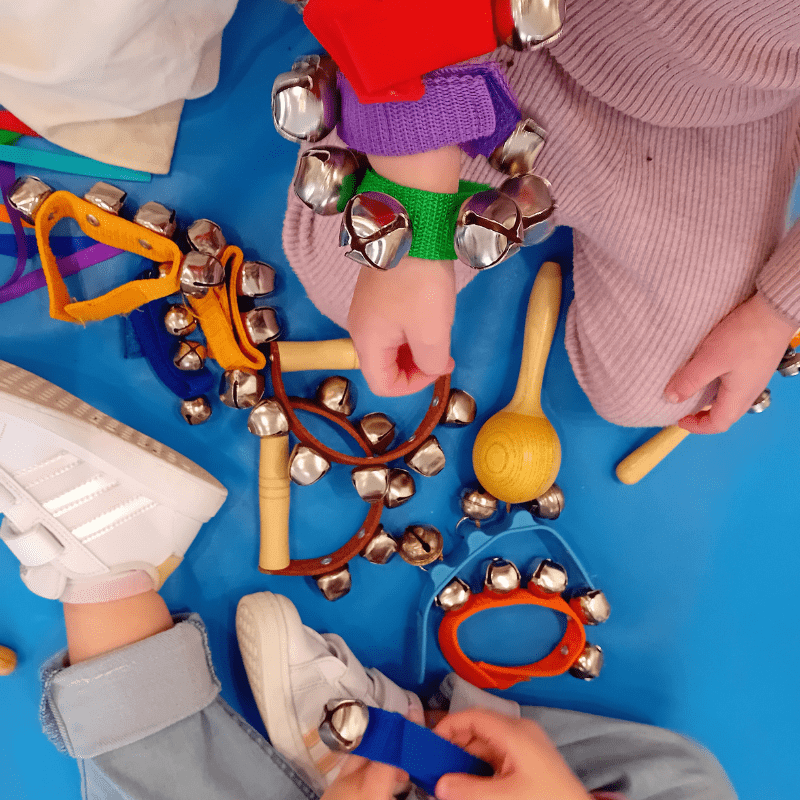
xmin=134 ymin=201 xmax=178 ymax=239
xmin=238 ymin=261 xmax=276 ymax=298
xmin=404 ymin=435 xmax=446 ymax=477
xmin=499 ymin=174 xmax=556 ymax=246
xmin=527 ymin=483 xmax=564 ymax=520
xmin=83 ymin=182 xmax=126 ymax=215
xmin=435 ymin=577 xmax=472 ymax=612
xmin=460 ymin=486 xmax=499 ymax=523
xmin=384 ymin=468 xmax=416 ymax=508
xmin=442 ymin=388 xmax=477 ymax=427
xmin=454 ymin=190 xmax=523 ymax=270
xmin=340 ymin=192 xmax=413 ymax=270
xmin=569 ymin=589 xmax=611 ymax=626
xmin=294 ymin=147 xmax=364 ymax=216
xmin=527 ymin=558 xmax=568 ymax=596
xmin=493 ymin=0 xmax=566 ymax=50
xmin=318 ymin=698 xmax=369 ymax=752
xmin=220 ymin=369 xmax=265 ymax=409
xmin=241 ymin=307 xmax=281 ymax=346
xmin=398 ymin=524 xmax=444 ymax=567
xmin=360 ymin=525 xmax=398 ymax=564
xmin=484 ymin=558 xmax=521 ymax=593
xmin=186 ymin=219 xmax=227 ymax=259
xmin=289 ymin=443 xmax=330 ymax=486
xmin=315 ymin=565 xmax=352 ymax=601
xmin=248 ymin=397 xmax=290 ymax=437
xmin=778 ymin=347 xmax=800 ymax=377
xmin=179 ymin=251 xmax=225 ymax=297
xmin=290 ymin=0 xmax=309 ymax=11
xmin=489 ymin=119 xmax=547 ymax=178
xmin=7 ymin=176 xmax=53 ymax=222
xmin=351 ymin=464 xmax=390 ymax=503
xmin=748 ymin=388 xmax=771 ymax=413
xmin=568 ymin=643 xmax=604 ymax=681
xmin=173 ymin=339 xmax=207 ymax=371
xmin=357 ymin=412 xmax=396 ymax=454
xmin=272 ymin=54 xmax=340 ymax=143
xmin=163 ymin=304 xmax=197 ymax=337
xmin=316 ymin=376 xmax=356 ymax=416
xmin=180 ymin=396 xmax=213 ymax=425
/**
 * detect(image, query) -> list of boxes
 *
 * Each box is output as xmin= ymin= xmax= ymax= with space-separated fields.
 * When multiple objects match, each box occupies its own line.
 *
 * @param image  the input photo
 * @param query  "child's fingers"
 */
xmin=435 ymin=770 xmax=500 ymax=800
xmin=678 ymin=375 xmax=761 ymax=434
xmin=664 ymin=351 xmax=725 ymax=404
xmin=434 ymin=709 xmax=519 ymax=767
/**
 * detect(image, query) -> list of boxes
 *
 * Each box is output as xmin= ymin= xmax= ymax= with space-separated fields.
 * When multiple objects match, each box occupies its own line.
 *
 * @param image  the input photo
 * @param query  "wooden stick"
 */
xmin=258 ymin=435 xmax=291 ymax=571
xmin=277 ymin=339 xmax=359 ymax=372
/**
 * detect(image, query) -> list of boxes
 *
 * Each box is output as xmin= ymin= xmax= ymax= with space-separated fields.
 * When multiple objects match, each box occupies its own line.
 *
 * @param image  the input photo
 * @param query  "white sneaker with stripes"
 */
xmin=236 ymin=591 xmax=423 ymax=794
xmin=0 ymin=359 xmax=227 ymax=603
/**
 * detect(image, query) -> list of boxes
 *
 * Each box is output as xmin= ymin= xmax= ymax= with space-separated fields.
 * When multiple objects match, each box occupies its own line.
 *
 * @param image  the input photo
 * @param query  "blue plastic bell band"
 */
xmin=352 ymin=707 xmax=493 ymax=795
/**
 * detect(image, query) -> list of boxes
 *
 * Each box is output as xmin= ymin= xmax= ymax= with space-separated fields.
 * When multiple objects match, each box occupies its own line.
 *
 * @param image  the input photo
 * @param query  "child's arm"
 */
xmin=346 ymin=146 xmax=461 ymax=396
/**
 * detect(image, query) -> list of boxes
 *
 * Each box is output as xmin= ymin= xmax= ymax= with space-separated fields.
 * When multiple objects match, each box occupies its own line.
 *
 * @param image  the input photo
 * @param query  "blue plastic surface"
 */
xmin=1 ymin=4 xmax=799 ymax=799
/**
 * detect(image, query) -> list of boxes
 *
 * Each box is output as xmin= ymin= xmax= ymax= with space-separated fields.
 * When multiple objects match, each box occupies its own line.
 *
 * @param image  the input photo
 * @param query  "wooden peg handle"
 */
xmin=277 ymin=339 xmax=359 ymax=372
xmin=258 ymin=435 xmax=291 ymax=571
xmin=616 ymin=425 xmax=691 ymax=485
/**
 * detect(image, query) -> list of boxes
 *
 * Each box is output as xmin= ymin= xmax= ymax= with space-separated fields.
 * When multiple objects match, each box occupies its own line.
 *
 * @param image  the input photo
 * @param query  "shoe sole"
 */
xmin=0 ymin=359 xmax=226 ymax=521
xmin=236 ymin=591 xmax=323 ymax=789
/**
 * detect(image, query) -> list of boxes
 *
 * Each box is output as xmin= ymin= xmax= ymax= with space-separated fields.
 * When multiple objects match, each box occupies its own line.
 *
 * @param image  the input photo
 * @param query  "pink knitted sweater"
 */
xmin=283 ymin=0 xmax=800 ymax=427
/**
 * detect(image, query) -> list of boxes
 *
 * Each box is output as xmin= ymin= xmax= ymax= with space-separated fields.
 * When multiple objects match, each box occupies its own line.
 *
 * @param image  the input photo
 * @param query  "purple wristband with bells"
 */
xmin=337 ymin=62 xmax=521 ymax=158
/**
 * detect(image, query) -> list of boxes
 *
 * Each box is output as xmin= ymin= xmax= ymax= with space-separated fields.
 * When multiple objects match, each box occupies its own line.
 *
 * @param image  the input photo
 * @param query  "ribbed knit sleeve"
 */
xmin=757 ymin=217 xmax=800 ymax=327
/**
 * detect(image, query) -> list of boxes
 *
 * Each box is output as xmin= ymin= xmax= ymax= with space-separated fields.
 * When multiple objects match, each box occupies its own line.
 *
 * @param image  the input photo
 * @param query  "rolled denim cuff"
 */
xmin=39 ymin=613 xmax=220 ymax=758
xmin=338 ymin=62 xmax=520 ymax=158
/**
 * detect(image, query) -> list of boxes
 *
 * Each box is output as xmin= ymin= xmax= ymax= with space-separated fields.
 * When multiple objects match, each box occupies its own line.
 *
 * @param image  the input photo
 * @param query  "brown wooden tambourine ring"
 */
xmin=269 ymin=341 xmax=450 ymax=466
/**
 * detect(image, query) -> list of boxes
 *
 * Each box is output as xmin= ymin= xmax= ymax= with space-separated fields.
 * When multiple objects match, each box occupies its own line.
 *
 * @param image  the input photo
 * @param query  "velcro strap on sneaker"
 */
xmin=0 ymin=518 xmax=64 ymax=566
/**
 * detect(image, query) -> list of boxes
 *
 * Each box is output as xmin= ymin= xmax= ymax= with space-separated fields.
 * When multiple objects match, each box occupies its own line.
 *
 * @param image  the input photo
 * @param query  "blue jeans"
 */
xmin=39 ymin=615 xmax=735 ymax=800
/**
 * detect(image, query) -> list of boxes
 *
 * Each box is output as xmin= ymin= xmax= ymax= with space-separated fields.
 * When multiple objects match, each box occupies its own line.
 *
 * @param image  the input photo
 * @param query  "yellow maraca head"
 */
xmin=472 ymin=411 xmax=561 ymax=504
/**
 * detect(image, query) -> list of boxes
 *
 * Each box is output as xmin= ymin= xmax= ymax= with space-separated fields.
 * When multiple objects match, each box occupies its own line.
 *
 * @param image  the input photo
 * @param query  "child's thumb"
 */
xmin=435 ymin=773 xmax=493 ymax=800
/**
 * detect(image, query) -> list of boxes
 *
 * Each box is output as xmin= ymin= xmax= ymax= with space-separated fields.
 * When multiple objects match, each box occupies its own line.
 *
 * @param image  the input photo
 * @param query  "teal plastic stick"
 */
xmin=0 ymin=144 xmax=151 ymax=182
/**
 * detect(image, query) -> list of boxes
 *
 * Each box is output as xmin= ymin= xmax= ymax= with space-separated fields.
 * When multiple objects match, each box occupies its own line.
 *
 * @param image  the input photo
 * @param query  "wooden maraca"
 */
xmin=472 ymin=261 xmax=562 ymax=503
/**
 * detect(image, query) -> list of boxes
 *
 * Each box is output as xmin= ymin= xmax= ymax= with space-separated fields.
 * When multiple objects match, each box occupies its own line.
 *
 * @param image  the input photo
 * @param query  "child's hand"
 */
xmin=320 ymin=754 xmax=406 ymax=800
xmin=433 ymin=708 xmax=592 ymax=800
xmin=664 ymin=293 xmax=796 ymax=434
xmin=347 ymin=256 xmax=456 ymax=396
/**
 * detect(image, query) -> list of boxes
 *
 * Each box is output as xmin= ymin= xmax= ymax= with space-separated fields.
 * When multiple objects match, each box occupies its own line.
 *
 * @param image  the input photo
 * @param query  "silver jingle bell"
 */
xmin=134 ymin=201 xmax=178 ymax=239
xmin=499 ymin=174 xmax=556 ymax=246
xmin=460 ymin=486 xmax=499 ymax=523
xmin=442 ymin=388 xmax=477 ymax=427
xmin=248 ymin=397 xmax=290 ymax=437
xmin=484 ymin=557 xmax=521 ymax=593
xmin=241 ymin=307 xmax=281 ymax=346
xmin=404 ymin=435 xmax=446 ymax=477
xmin=454 ymin=190 xmax=523 ymax=270
xmin=272 ymin=54 xmax=340 ymax=143
xmin=289 ymin=443 xmax=331 ymax=486
xmin=351 ymin=464 xmax=390 ymax=503
xmin=384 ymin=468 xmax=416 ymax=508
xmin=180 ymin=396 xmax=213 ymax=425
xmin=237 ymin=261 xmax=276 ymax=298
xmin=318 ymin=698 xmax=369 ymax=752
xmin=340 ymin=192 xmax=413 ymax=270
xmin=569 ymin=589 xmax=611 ymax=626
xmin=360 ymin=525 xmax=398 ymax=564
xmin=7 ymin=176 xmax=53 ymax=222
xmin=778 ymin=347 xmax=800 ymax=377
xmin=315 ymin=565 xmax=352 ymax=601
xmin=357 ymin=412 xmax=396 ymax=454
xmin=748 ymin=388 xmax=771 ymax=413
xmin=163 ymin=304 xmax=197 ymax=337
xmin=316 ymin=375 xmax=357 ymax=416
xmin=398 ymin=524 xmax=444 ymax=567
xmin=493 ymin=0 xmax=566 ymax=50
xmin=435 ymin=577 xmax=472 ymax=612
xmin=527 ymin=557 xmax=568 ymax=595
xmin=488 ymin=118 xmax=547 ymax=177
xmin=527 ymin=483 xmax=564 ymax=520
xmin=220 ymin=369 xmax=265 ymax=409
xmin=179 ymin=251 xmax=225 ymax=297
xmin=186 ymin=218 xmax=227 ymax=259
xmin=173 ymin=339 xmax=207 ymax=371
xmin=289 ymin=0 xmax=309 ymax=12
xmin=83 ymin=182 xmax=126 ymax=215
xmin=569 ymin=643 xmax=604 ymax=681
xmin=294 ymin=147 xmax=364 ymax=216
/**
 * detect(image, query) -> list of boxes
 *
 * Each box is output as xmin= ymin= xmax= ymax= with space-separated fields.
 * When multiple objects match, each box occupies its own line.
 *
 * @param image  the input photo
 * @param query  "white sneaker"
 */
xmin=0 ymin=359 xmax=227 ymax=602
xmin=236 ymin=591 xmax=422 ymax=794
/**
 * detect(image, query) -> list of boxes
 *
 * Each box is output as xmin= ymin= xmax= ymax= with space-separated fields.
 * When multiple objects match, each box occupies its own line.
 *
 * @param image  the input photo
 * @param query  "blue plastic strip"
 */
xmin=0 ymin=144 xmax=151 ymax=183
xmin=352 ymin=707 xmax=492 ymax=796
